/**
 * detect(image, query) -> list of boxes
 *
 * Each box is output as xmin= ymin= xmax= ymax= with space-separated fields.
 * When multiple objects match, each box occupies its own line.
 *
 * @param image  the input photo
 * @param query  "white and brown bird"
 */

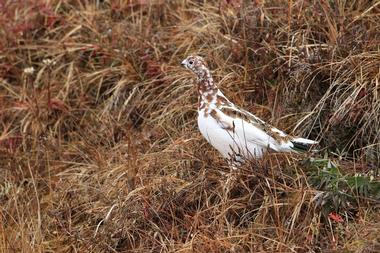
xmin=181 ymin=55 xmax=317 ymax=165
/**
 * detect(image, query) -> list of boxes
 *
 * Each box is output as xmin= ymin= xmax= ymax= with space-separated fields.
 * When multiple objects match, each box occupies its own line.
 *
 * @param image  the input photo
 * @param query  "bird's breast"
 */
xmin=197 ymin=109 xmax=237 ymax=158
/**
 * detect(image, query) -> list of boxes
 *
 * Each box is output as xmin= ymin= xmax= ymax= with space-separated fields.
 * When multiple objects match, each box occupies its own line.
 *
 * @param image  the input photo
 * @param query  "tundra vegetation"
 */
xmin=0 ymin=0 xmax=379 ymax=252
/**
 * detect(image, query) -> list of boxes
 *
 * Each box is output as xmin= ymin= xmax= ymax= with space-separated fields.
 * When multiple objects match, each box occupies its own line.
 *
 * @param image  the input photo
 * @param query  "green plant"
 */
xmin=307 ymin=158 xmax=380 ymax=216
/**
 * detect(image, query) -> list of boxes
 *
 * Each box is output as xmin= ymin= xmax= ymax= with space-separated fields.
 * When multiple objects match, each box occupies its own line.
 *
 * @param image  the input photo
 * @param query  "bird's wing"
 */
xmin=207 ymin=105 xmax=283 ymax=151
xmin=216 ymin=104 xmax=317 ymax=152
xmin=213 ymin=93 xmax=317 ymax=151
xmin=220 ymin=104 xmax=289 ymax=141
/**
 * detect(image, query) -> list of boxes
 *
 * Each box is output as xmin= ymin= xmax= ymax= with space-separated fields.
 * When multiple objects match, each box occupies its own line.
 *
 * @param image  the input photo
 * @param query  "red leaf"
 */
xmin=48 ymin=98 xmax=68 ymax=112
xmin=0 ymin=135 xmax=23 ymax=151
xmin=46 ymin=15 xmax=59 ymax=27
xmin=328 ymin=212 xmax=344 ymax=223
xmin=11 ymin=23 xmax=34 ymax=33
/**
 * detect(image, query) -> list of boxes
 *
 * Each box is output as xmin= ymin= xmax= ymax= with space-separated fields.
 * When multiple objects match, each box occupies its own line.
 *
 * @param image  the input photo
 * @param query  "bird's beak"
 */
xmin=181 ymin=60 xmax=187 ymax=67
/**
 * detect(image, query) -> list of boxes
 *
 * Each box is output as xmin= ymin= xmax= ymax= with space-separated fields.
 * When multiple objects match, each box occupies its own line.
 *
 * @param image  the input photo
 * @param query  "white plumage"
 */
xmin=181 ymin=55 xmax=317 ymax=164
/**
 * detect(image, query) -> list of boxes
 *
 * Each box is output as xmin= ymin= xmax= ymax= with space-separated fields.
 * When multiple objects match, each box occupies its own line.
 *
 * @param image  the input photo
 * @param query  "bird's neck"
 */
xmin=197 ymin=68 xmax=218 ymax=109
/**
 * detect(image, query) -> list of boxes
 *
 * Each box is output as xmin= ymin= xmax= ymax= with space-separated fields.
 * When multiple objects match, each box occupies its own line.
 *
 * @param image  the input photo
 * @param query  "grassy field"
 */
xmin=1 ymin=0 xmax=380 ymax=252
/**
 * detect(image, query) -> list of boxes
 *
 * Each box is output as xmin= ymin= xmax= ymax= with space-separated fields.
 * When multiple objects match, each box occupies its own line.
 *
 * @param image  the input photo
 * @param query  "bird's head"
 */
xmin=181 ymin=55 xmax=208 ymax=74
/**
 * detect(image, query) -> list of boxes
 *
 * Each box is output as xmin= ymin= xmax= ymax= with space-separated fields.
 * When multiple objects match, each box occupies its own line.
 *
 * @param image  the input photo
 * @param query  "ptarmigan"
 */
xmin=181 ymin=55 xmax=317 ymax=165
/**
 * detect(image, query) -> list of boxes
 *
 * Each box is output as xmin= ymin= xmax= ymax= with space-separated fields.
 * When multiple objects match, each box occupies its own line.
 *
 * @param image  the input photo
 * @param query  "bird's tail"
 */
xmin=290 ymin=137 xmax=318 ymax=152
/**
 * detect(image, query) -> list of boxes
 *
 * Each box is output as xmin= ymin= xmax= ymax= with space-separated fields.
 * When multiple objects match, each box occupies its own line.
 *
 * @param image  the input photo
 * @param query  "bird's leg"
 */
xmin=228 ymin=161 xmax=239 ymax=171
xmin=221 ymin=158 xmax=239 ymax=190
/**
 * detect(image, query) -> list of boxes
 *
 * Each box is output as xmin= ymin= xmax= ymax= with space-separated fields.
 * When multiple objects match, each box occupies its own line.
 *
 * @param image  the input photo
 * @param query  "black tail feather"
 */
xmin=291 ymin=141 xmax=314 ymax=152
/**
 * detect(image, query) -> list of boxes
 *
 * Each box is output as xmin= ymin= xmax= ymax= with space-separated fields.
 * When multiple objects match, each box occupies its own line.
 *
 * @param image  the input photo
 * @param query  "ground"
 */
xmin=0 ymin=0 xmax=380 ymax=252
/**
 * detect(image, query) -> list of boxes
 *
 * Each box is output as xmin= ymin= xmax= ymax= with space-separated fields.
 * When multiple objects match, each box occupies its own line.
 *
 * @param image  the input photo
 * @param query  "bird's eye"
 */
xmin=188 ymin=60 xmax=194 ymax=65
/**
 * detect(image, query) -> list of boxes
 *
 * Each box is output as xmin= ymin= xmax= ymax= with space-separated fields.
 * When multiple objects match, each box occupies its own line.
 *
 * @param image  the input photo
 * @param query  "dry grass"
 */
xmin=1 ymin=0 xmax=380 ymax=252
